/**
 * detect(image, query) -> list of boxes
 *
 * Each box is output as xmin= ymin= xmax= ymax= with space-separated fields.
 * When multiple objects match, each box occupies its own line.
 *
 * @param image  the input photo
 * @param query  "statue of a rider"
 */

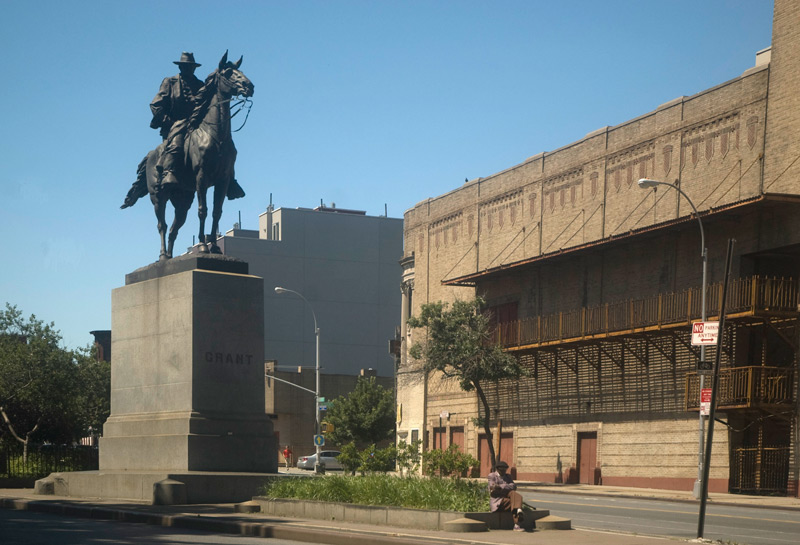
xmin=150 ymin=51 xmax=204 ymax=186
xmin=122 ymin=51 xmax=245 ymax=209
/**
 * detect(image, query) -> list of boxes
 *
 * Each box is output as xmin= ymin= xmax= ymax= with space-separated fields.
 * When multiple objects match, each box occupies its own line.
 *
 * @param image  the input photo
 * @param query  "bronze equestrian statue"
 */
xmin=122 ymin=51 xmax=252 ymax=260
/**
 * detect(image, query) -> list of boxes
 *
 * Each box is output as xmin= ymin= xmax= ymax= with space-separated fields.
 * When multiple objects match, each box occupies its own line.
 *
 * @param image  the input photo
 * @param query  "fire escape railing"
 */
xmin=685 ymin=366 xmax=795 ymax=411
xmin=496 ymin=276 xmax=798 ymax=349
xmin=730 ymin=445 xmax=791 ymax=495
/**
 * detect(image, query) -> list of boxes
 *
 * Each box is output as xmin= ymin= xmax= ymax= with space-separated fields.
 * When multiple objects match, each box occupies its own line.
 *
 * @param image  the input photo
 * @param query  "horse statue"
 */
xmin=121 ymin=51 xmax=254 ymax=260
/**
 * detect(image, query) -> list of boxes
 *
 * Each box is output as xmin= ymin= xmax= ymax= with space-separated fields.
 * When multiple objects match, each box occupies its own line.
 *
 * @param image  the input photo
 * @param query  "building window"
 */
xmin=272 ymin=222 xmax=280 ymax=240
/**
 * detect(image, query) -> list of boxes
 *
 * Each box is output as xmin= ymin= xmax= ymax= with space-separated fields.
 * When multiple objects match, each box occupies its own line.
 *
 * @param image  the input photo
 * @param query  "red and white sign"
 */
xmin=692 ymin=321 xmax=719 ymax=346
xmin=700 ymin=388 xmax=712 ymax=416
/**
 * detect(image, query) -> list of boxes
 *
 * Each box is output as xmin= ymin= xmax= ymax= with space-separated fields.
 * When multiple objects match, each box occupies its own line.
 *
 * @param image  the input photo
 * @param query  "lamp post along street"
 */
xmin=274 ymin=286 xmax=323 ymax=474
xmin=638 ymin=178 xmax=708 ymax=499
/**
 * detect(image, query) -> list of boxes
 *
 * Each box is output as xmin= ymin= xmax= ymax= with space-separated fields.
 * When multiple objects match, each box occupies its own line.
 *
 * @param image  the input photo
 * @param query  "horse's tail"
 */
xmin=121 ymin=155 xmax=150 ymax=209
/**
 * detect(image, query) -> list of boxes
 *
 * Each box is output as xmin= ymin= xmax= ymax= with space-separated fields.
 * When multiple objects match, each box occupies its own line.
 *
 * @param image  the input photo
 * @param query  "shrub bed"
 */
xmin=262 ymin=474 xmax=489 ymax=512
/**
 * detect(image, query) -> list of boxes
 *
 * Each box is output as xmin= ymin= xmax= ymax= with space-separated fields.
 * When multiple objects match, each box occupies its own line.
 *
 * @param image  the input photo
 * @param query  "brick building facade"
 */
xmin=398 ymin=0 xmax=800 ymax=496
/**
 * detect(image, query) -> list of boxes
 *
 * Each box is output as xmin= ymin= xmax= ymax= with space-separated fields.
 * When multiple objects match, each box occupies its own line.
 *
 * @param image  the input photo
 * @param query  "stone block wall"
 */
xmin=515 ymin=424 xmax=574 ymax=482
xmin=599 ymin=418 xmax=730 ymax=492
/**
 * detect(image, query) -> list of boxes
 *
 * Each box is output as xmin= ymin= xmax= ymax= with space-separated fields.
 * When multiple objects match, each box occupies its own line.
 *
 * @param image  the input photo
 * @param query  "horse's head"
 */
xmin=217 ymin=51 xmax=254 ymax=98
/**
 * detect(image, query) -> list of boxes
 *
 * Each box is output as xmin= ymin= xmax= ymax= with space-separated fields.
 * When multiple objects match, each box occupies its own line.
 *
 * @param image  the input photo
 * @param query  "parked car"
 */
xmin=296 ymin=450 xmax=342 ymax=470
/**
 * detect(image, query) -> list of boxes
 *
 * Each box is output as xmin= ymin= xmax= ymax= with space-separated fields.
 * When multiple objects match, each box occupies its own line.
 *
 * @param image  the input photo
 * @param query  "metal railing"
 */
xmin=729 ymin=445 xmax=790 ymax=495
xmin=496 ymin=276 xmax=799 ymax=348
xmin=685 ymin=366 xmax=795 ymax=411
xmin=0 ymin=443 xmax=98 ymax=481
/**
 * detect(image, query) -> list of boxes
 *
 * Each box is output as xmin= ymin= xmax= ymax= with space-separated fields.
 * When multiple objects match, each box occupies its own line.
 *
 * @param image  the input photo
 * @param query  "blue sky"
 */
xmin=0 ymin=1 xmax=774 ymax=349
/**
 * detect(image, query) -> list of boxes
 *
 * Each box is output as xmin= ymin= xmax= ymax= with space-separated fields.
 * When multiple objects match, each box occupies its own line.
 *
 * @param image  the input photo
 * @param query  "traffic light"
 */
xmin=321 ymin=421 xmax=335 ymax=434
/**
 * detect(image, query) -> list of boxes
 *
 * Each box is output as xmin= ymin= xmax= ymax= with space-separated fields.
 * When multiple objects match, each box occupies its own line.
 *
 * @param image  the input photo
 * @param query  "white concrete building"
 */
xmin=217 ymin=203 xmax=402 ymax=457
xmin=218 ymin=204 xmax=403 ymax=379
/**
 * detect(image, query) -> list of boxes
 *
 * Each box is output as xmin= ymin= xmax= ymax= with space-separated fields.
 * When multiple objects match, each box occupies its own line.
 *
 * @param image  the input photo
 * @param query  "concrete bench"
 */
xmin=463 ymin=508 xmax=549 ymax=530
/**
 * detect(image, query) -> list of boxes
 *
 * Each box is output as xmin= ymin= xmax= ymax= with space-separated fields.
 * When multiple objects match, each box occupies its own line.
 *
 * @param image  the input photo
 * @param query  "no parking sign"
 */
xmin=691 ymin=321 xmax=719 ymax=345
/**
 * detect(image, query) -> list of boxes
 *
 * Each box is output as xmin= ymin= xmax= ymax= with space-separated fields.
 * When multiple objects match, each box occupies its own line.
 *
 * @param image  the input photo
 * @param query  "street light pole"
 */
xmin=274 ymin=286 xmax=322 ymax=474
xmin=638 ymin=178 xmax=707 ymax=499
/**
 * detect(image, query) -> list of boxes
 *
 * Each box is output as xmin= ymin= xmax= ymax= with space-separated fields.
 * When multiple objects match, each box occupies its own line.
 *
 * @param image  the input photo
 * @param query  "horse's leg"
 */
xmin=167 ymin=192 xmax=191 ymax=258
xmin=154 ymin=191 xmax=169 ymax=261
xmin=196 ymin=178 xmax=209 ymax=253
xmin=207 ymin=181 xmax=228 ymax=254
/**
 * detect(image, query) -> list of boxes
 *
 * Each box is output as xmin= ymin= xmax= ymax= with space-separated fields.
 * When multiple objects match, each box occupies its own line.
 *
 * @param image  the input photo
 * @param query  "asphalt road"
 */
xmin=0 ymin=508 xmax=308 ymax=545
xmin=522 ymin=491 xmax=800 ymax=545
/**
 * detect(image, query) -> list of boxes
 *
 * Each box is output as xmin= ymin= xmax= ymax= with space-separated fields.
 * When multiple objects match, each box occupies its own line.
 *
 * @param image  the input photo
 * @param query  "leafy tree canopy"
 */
xmin=407 ymin=297 xmax=527 ymax=469
xmin=0 ymin=304 xmax=110 ymax=446
xmin=325 ymin=376 xmax=395 ymax=447
xmin=407 ymin=297 xmax=525 ymax=389
xmin=74 ymin=345 xmax=111 ymax=435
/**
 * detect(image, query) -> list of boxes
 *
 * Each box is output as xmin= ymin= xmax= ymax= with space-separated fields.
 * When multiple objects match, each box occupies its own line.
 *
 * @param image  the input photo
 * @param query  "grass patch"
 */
xmin=262 ymin=474 xmax=490 ymax=512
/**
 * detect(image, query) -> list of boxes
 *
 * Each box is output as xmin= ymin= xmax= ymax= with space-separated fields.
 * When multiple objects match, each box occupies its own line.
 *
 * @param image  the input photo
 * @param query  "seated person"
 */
xmin=488 ymin=460 xmax=525 ymax=531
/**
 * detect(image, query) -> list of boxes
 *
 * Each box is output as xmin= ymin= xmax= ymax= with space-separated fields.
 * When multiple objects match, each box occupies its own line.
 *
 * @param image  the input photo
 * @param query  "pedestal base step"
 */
xmin=536 ymin=515 xmax=572 ymax=530
xmin=34 ymin=470 xmax=277 ymax=504
xmin=443 ymin=518 xmax=489 ymax=532
xmin=234 ymin=501 xmax=261 ymax=513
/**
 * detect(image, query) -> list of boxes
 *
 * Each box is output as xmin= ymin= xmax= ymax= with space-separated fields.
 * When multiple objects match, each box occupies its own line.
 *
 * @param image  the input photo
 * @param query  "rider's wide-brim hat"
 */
xmin=174 ymin=51 xmax=201 ymax=67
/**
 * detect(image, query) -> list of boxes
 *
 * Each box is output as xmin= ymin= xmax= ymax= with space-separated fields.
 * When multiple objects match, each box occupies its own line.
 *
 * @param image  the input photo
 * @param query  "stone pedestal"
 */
xmin=99 ymin=255 xmax=276 ymax=473
xmin=36 ymin=255 xmax=279 ymax=503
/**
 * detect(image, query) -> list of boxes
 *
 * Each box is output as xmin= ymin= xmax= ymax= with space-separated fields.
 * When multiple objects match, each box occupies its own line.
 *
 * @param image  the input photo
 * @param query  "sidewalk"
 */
xmin=515 ymin=481 xmax=800 ymax=511
xmin=1 ymin=481 xmax=798 ymax=545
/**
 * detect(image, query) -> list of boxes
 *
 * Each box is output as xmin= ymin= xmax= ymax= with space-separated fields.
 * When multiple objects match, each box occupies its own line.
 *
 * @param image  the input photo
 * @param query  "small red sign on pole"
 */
xmin=700 ymin=388 xmax=712 ymax=416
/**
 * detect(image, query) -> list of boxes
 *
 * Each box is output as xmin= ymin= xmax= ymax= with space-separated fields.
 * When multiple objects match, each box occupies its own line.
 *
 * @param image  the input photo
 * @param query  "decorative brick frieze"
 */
xmin=479 ymin=190 xmax=524 ymax=233
xmin=746 ymin=115 xmax=759 ymax=150
xmin=430 ymin=212 xmax=463 ymax=249
xmin=680 ymin=114 xmax=740 ymax=170
xmin=543 ymin=170 xmax=583 ymax=213
xmin=606 ymin=142 xmax=655 ymax=193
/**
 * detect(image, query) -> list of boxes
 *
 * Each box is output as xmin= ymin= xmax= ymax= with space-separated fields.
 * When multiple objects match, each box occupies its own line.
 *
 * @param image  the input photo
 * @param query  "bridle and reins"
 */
xmin=202 ymin=69 xmax=253 ymax=133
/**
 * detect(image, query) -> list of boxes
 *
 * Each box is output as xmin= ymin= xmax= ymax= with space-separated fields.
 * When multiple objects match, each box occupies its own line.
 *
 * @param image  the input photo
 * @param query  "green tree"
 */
xmin=336 ymin=441 xmax=361 ymax=475
xmin=407 ymin=297 xmax=527 ymax=471
xmin=0 ymin=304 xmax=110 ymax=457
xmin=395 ymin=439 xmax=422 ymax=477
xmin=359 ymin=443 xmax=396 ymax=474
xmin=325 ymin=377 xmax=395 ymax=447
xmin=336 ymin=441 xmax=397 ymax=475
xmin=74 ymin=345 xmax=111 ymax=436
xmin=422 ymin=445 xmax=479 ymax=479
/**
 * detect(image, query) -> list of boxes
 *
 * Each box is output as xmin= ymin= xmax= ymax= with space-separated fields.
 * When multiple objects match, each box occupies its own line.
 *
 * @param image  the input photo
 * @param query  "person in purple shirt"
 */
xmin=488 ymin=460 xmax=525 ymax=531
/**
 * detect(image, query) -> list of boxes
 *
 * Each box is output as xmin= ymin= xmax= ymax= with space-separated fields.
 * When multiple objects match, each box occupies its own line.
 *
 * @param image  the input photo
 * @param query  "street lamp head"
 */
xmin=638 ymin=178 xmax=661 ymax=189
xmin=274 ymin=286 xmax=288 ymax=294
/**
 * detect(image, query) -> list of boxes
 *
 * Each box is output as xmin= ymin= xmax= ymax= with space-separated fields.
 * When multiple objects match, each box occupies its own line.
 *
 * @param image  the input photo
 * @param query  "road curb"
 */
xmin=516 ymin=485 xmax=800 ymax=512
xmin=0 ymin=497 xmax=453 ymax=545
